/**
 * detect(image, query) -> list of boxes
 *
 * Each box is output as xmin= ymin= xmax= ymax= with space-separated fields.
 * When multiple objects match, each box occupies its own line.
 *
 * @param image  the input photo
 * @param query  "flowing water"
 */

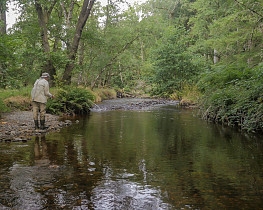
xmin=0 ymin=99 xmax=263 ymax=209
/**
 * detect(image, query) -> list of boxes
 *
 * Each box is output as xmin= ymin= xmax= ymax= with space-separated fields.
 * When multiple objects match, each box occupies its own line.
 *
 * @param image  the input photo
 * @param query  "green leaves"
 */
xmin=151 ymin=26 xmax=200 ymax=96
xmin=200 ymin=63 xmax=263 ymax=131
xmin=46 ymin=86 xmax=95 ymax=115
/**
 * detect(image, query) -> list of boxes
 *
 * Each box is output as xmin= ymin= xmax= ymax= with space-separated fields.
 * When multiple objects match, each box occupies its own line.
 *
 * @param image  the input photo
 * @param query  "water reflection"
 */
xmin=34 ymin=136 xmax=50 ymax=167
xmin=6 ymin=136 xmax=55 ymax=209
xmin=0 ymin=105 xmax=263 ymax=209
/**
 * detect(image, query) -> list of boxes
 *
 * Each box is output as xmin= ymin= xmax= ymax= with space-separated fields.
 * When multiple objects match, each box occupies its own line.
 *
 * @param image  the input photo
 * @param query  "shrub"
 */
xmin=46 ymin=86 xmax=95 ymax=115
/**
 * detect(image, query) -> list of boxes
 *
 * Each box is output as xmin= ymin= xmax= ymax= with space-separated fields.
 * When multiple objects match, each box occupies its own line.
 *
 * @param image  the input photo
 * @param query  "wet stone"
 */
xmin=0 ymin=111 xmax=74 ymax=143
xmin=13 ymin=138 xmax=23 ymax=142
xmin=10 ymin=131 xmax=16 ymax=136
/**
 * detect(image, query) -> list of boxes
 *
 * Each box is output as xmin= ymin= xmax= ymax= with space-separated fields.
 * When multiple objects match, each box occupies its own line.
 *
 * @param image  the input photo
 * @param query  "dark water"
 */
xmin=1 ymin=100 xmax=263 ymax=209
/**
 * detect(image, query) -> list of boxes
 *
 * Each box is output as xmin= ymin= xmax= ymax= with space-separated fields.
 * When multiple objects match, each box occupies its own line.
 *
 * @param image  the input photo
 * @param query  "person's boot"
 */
xmin=34 ymin=120 xmax=39 ymax=130
xmin=40 ymin=120 xmax=48 ymax=130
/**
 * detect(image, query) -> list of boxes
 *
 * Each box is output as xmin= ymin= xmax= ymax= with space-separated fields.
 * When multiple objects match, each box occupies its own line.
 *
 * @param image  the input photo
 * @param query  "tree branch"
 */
xmin=233 ymin=0 xmax=263 ymax=18
xmin=47 ymin=0 xmax=57 ymax=19
xmin=91 ymin=35 xmax=139 ymax=89
xmin=60 ymin=1 xmax=68 ymax=21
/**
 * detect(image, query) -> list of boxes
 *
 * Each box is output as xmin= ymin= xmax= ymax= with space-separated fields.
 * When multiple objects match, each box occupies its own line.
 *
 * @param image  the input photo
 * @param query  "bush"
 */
xmin=46 ymin=86 xmax=95 ymax=115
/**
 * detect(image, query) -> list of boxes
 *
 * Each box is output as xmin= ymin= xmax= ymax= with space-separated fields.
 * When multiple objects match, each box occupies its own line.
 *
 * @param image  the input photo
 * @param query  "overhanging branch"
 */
xmin=91 ymin=35 xmax=139 ymax=89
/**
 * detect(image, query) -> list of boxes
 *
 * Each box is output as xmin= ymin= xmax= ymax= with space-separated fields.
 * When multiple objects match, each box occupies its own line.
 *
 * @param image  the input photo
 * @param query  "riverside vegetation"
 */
xmin=0 ymin=0 xmax=262 ymax=132
xmin=0 ymin=87 xmax=117 ymax=116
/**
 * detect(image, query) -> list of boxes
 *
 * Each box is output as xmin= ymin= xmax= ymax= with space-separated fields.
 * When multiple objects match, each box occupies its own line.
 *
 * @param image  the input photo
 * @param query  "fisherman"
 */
xmin=31 ymin=73 xmax=54 ymax=130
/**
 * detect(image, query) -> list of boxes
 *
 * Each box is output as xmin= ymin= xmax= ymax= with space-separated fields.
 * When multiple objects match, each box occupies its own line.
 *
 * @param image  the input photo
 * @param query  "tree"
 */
xmin=152 ymin=26 xmax=199 ymax=96
xmin=62 ymin=0 xmax=95 ymax=84
xmin=0 ymin=0 xmax=7 ymax=88
xmin=34 ymin=0 xmax=57 ymax=85
xmin=0 ymin=0 xmax=7 ymax=34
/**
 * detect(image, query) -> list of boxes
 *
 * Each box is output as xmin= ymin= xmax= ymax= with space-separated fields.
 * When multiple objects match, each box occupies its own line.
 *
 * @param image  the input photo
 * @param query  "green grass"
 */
xmin=0 ymin=87 xmax=32 ymax=113
xmin=0 ymin=87 xmax=31 ymax=99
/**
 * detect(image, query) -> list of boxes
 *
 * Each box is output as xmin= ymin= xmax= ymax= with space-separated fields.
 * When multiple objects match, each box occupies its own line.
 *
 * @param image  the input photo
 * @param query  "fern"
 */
xmin=46 ymin=86 xmax=95 ymax=115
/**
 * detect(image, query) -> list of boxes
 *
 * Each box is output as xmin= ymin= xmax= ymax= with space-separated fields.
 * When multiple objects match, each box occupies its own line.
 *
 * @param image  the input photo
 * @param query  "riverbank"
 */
xmin=0 ymin=111 xmax=73 ymax=142
xmin=0 ymin=98 xmax=181 ymax=142
xmin=90 ymin=98 xmax=180 ymax=111
xmin=0 ymin=87 xmax=116 ymax=142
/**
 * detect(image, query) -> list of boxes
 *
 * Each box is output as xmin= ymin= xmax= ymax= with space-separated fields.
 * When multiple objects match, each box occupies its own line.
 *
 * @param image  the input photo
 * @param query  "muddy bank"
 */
xmin=0 ymin=111 xmax=73 ymax=142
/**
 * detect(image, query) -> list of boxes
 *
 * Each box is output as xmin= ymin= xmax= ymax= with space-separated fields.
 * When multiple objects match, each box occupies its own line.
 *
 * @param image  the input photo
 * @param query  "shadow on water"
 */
xmin=0 ymin=99 xmax=263 ymax=209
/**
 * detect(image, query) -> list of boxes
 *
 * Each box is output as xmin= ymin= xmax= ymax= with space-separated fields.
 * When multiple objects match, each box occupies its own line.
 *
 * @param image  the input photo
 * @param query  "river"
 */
xmin=0 ymin=99 xmax=263 ymax=209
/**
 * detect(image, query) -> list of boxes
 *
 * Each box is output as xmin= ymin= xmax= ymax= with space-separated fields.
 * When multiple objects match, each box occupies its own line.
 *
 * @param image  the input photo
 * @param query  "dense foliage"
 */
xmin=46 ymin=86 xmax=94 ymax=115
xmin=199 ymin=64 xmax=263 ymax=131
xmin=151 ymin=26 xmax=201 ymax=97
xmin=1 ymin=0 xmax=263 ymax=131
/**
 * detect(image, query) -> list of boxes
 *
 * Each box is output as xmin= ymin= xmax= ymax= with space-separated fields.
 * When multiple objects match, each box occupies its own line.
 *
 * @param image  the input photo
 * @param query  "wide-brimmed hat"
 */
xmin=41 ymin=73 xmax=50 ymax=78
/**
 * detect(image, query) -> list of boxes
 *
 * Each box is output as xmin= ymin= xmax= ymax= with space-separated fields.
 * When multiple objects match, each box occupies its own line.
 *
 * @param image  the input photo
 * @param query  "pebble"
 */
xmin=0 ymin=111 xmax=73 ymax=143
xmin=13 ymin=138 xmax=23 ymax=142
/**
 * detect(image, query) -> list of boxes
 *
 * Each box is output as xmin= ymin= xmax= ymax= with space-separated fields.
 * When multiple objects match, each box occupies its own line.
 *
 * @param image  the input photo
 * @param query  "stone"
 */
xmin=13 ymin=138 xmax=23 ymax=142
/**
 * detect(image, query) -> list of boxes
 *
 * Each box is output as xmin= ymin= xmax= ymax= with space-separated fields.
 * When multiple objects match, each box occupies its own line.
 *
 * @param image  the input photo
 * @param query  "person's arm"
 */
xmin=44 ymin=81 xmax=53 ymax=98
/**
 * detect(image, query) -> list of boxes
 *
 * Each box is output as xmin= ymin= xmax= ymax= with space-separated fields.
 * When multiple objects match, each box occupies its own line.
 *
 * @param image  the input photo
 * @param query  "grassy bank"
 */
xmin=0 ymin=87 xmax=32 ymax=113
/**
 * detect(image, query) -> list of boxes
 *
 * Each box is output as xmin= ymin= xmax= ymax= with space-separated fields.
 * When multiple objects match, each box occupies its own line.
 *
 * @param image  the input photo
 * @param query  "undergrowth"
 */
xmin=169 ymin=83 xmax=201 ymax=106
xmin=91 ymin=88 xmax=117 ymax=102
xmin=0 ymin=87 xmax=31 ymax=113
xmin=46 ymin=86 xmax=95 ymax=115
xmin=198 ymin=63 xmax=263 ymax=132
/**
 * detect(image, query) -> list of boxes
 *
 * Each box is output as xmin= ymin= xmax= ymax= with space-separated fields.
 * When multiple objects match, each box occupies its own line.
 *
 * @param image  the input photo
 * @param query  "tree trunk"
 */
xmin=35 ymin=0 xmax=57 ymax=86
xmin=119 ymin=61 xmax=123 ymax=85
xmin=0 ymin=0 xmax=6 ymax=34
xmin=0 ymin=1 xmax=6 ymax=86
xmin=77 ymin=40 xmax=85 ymax=85
xmin=62 ymin=0 xmax=95 ymax=84
xmin=213 ymin=49 xmax=219 ymax=64
xmin=140 ymin=37 xmax=144 ymax=62
xmin=61 ymin=0 xmax=75 ymax=49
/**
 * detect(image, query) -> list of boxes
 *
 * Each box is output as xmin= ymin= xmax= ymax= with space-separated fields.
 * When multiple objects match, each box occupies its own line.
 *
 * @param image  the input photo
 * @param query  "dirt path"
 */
xmin=0 ymin=111 xmax=72 ymax=142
